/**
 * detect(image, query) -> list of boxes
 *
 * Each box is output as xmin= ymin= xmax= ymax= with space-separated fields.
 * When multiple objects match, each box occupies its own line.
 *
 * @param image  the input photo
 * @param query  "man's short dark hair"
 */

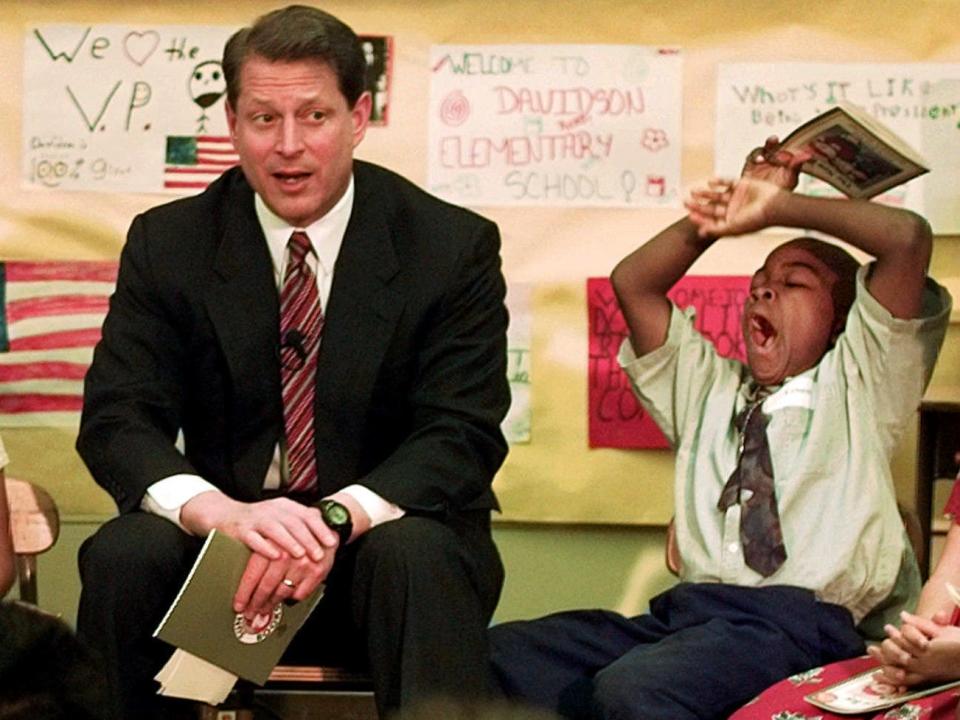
xmin=0 ymin=602 xmax=112 ymax=720
xmin=222 ymin=4 xmax=367 ymax=109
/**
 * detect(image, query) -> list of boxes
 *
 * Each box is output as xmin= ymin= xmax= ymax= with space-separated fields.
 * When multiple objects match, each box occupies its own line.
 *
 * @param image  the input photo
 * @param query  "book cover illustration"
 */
xmin=782 ymin=102 xmax=929 ymax=200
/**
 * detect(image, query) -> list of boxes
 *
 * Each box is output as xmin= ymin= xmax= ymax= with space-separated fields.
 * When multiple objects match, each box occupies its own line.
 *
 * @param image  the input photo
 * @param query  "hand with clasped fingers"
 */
xmin=867 ymin=610 xmax=960 ymax=692
xmin=740 ymin=135 xmax=813 ymax=190
xmin=180 ymin=491 xmax=367 ymax=619
xmin=686 ymin=137 xmax=813 ymax=239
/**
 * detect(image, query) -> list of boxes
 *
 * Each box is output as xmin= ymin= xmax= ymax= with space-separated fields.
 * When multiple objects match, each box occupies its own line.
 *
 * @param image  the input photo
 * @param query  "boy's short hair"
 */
xmin=0 ymin=602 xmax=112 ymax=720
xmin=788 ymin=236 xmax=860 ymax=329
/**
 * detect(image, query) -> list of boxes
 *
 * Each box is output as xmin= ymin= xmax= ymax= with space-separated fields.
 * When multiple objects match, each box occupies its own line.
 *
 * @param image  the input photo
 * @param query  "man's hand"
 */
xmin=180 ymin=491 xmax=337 ymax=562
xmin=234 ymin=546 xmax=335 ymax=618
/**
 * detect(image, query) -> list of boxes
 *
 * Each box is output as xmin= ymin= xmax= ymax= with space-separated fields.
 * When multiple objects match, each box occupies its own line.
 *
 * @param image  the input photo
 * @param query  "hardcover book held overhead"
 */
xmin=153 ymin=530 xmax=325 ymax=691
xmin=781 ymin=102 xmax=929 ymax=199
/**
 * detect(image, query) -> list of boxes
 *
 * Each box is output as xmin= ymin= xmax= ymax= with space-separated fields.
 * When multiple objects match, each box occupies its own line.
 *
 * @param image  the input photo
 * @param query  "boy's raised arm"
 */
xmin=769 ymin=192 xmax=931 ymax=320
xmin=691 ymin=180 xmax=933 ymax=320
xmin=610 ymin=217 xmax=715 ymax=358
xmin=612 ymin=138 xmax=810 ymax=357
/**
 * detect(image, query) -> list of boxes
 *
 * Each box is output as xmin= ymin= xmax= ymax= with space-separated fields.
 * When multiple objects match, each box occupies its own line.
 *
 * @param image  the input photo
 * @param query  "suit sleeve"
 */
xmin=362 ymin=219 xmax=510 ymax=514
xmin=77 ymin=214 xmax=198 ymax=513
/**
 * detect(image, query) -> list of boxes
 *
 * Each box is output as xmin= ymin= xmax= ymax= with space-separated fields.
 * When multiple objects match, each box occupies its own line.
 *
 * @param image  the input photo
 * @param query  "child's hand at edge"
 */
xmin=868 ymin=614 xmax=960 ymax=689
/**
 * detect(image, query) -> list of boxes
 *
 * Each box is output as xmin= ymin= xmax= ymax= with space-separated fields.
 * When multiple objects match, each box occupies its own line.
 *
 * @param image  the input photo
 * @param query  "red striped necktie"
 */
xmin=279 ymin=231 xmax=323 ymax=495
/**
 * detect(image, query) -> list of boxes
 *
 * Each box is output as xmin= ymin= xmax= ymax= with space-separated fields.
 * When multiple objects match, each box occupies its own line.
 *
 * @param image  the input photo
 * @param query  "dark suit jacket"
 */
xmin=77 ymin=162 xmax=510 ymax=518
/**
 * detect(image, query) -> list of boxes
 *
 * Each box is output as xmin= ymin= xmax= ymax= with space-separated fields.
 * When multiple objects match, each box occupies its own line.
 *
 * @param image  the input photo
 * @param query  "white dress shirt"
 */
xmin=143 ymin=176 xmax=404 ymax=530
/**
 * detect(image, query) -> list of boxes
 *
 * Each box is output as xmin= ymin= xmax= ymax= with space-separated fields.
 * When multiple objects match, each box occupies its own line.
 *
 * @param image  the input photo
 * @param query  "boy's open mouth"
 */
xmin=749 ymin=314 xmax=776 ymax=348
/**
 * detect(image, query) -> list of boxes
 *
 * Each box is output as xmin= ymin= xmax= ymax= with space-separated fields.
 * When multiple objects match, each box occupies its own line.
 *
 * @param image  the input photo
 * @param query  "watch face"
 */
xmin=325 ymin=502 xmax=350 ymax=526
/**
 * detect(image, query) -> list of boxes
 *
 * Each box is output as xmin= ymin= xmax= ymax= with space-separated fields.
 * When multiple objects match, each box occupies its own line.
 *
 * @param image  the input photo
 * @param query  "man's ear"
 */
xmin=225 ymin=100 xmax=237 ymax=140
xmin=350 ymin=92 xmax=372 ymax=149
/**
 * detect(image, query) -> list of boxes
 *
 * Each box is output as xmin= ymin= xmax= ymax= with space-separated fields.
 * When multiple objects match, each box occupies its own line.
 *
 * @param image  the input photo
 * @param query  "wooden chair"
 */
xmin=243 ymin=665 xmax=374 ymax=719
xmin=201 ymin=664 xmax=374 ymax=720
xmin=198 ymin=634 xmax=374 ymax=718
xmin=6 ymin=476 xmax=60 ymax=604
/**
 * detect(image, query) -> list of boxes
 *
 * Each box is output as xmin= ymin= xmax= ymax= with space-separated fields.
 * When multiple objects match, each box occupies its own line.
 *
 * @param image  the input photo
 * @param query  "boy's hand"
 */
xmin=685 ymin=176 xmax=785 ymax=239
xmin=684 ymin=137 xmax=810 ymax=239
xmin=741 ymin=136 xmax=812 ymax=190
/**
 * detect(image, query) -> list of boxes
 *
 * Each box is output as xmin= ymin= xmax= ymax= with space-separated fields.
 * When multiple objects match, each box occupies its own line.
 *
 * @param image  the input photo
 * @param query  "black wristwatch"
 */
xmin=318 ymin=499 xmax=353 ymax=544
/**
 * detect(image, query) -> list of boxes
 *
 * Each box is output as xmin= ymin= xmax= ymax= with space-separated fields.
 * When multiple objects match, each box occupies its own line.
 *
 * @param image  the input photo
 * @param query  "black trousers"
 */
xmin=77 ymin=510 xmax=504 ymax=720
xmin=489 ymin=583 xmax=865 ymax=720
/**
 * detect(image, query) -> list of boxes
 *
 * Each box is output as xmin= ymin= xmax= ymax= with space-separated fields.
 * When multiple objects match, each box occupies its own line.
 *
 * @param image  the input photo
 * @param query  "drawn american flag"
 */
xmin=164 ymin=135 xmax=240 ymax=191
xmin=0 ymin=261 xmax=117 ymax=426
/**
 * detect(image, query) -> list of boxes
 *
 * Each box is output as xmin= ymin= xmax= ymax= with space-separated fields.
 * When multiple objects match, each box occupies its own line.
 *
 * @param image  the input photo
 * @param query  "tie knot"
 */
xmin=288 ymin=231 xmax=312 ymax=264
xmin=747 ymin=382 xmax=774 ymax=403
xmin=734 ymin=383 xmax=774 ymax=431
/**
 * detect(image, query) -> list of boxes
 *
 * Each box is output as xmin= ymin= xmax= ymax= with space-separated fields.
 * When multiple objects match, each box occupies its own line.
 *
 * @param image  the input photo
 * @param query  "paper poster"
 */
xmin=0 ymin=260 xmax=117 ymax=427
xmin=428 ymin=44 xmax=683 ymax=208
xmin=503 ymin=283 xmax=532 ymax=444
xmin=22 ymin=24 xmax=392 ymax=194
xmin=587 ymin=276 xmax=749 ymax=449
xmin=716 ymin=63 xmax=960 ymax=232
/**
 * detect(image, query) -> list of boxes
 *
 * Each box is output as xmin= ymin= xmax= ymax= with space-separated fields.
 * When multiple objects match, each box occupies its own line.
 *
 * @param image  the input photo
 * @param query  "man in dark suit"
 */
xmin=75 ymin=6 xmax=509 ymax=719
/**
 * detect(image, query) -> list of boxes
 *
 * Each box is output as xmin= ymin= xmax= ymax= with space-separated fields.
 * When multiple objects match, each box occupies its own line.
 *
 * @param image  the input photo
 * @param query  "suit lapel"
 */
xmin=313 ymin=166 xmax=403 ymax=488
xmin=205 ymin=177 xmax=281 ymax=497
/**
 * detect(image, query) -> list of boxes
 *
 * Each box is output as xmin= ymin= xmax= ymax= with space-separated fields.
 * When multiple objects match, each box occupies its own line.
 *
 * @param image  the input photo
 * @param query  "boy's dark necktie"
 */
xmin=279 ymin=231 xmax=323 ymax=495
xmin=717 ymin=389 xmax=787 ymax=577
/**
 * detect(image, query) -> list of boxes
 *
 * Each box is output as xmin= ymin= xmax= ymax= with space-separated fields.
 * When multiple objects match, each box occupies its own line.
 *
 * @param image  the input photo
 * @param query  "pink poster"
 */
xmin=588 ymin=275 xmax=750 ymax=449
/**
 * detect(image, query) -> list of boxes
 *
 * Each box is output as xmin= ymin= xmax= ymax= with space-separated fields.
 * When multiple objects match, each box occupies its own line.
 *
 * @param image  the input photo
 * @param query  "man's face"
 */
xmin=741 ymin=240 xmax=842 ymax=386
xmin=226 ymin=55 xmax=371 ymax=227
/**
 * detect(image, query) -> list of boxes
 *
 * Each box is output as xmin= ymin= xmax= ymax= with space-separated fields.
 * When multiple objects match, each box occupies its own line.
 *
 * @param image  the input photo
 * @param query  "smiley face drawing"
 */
xmin=188 ymin=60 xmax=227 ymax=133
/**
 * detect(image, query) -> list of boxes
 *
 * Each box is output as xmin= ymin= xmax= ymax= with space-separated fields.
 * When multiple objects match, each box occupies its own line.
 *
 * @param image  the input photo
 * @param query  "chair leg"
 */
xmin=17 ymin=555 xmax=37 ymax=605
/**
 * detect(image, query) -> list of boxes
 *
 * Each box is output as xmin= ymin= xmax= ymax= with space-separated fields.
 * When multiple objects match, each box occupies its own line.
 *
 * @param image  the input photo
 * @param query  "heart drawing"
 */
xmin=123 ymin=30 xmax=160 ymax=66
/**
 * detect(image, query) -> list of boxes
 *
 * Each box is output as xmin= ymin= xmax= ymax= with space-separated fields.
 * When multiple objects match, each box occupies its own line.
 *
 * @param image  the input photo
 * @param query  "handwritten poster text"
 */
xmin=716 ymin=63 xmax=960 ymax=232
xmin=429 ymin=45 xmax=683 ymax=208
xmin=22 ymin=25 xmax=391 ymax=194
xmin=588 ymin=276 xmax=749 ymax=449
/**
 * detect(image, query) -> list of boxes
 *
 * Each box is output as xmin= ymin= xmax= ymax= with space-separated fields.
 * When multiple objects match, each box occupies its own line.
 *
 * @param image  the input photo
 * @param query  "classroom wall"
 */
xmin=2 ymin=0 xmax=959 ymax=626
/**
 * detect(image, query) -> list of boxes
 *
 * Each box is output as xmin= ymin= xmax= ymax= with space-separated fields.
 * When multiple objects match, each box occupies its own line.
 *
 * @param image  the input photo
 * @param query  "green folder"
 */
xmin=154 ymin=530 xmax=325 ymax=685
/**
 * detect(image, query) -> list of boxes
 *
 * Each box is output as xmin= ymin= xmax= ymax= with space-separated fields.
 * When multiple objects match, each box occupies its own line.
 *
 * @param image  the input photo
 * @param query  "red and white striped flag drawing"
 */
xmin=0 ymin=261 xmax=117 ymax=426
xmin=163 ymin=135 xmax=240 ymax=191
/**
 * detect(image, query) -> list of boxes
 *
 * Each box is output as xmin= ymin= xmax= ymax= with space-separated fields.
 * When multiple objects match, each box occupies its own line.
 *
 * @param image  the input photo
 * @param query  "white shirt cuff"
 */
xmin=141 ymin=474 xmax=221 ymax=532
xmin=339 ymin=484 xmax=405 ymax=527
